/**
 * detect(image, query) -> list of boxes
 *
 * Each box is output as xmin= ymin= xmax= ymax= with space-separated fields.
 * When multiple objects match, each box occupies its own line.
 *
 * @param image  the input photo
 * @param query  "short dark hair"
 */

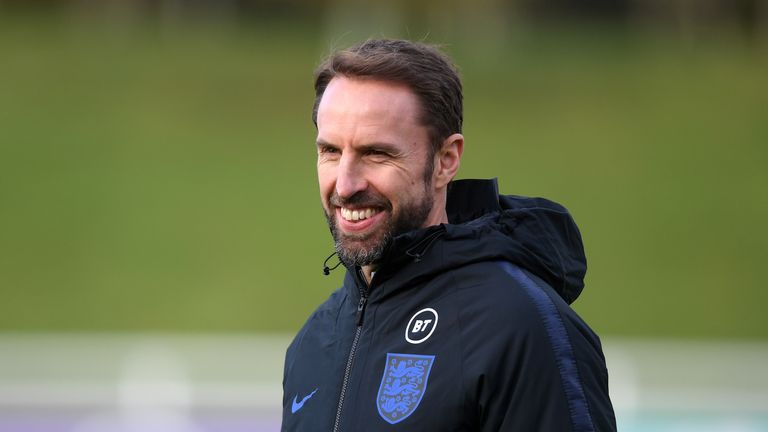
xmin=312 ymin=39 xmax=463 ymax=156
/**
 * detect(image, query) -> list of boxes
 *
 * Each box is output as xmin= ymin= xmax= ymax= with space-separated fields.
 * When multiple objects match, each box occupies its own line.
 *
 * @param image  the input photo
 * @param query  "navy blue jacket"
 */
xmin=282 ymin=179 xmax=616 ymax=431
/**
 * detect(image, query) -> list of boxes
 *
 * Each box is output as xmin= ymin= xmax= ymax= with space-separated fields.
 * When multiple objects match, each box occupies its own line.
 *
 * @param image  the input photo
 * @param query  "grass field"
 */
xmin=0 ymin=15 xmax=767 ymax=337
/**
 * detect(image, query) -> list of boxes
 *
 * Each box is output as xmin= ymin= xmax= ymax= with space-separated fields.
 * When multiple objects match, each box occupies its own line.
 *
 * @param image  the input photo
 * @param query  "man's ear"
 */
xmin=434 ymin=133 xmax=464 ymax=189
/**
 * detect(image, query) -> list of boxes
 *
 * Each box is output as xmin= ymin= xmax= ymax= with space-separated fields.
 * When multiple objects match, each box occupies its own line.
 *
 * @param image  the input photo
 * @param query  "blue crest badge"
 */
xmin=376 ymin=353 xmax=435 ymax=424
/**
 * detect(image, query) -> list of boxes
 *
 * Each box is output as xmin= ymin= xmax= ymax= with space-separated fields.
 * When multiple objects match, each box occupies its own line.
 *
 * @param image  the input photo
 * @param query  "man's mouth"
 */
xmin=340 ymin=207 xmax=380 ymax=222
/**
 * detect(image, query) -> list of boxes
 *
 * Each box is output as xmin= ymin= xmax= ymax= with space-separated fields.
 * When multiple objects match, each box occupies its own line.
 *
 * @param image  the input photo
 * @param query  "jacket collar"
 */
xmin=446 ymin=178 xmax=502 ymax=224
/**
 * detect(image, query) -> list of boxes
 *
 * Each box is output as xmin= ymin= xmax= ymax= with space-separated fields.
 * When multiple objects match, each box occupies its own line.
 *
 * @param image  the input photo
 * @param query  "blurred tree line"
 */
xmin=0 ymin=0 xmax=765 ymax=41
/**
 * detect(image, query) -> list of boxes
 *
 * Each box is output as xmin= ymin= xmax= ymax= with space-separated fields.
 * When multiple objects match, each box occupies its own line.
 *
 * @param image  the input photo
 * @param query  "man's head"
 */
xmin=313 ymin=39 xmax=464 ymax=269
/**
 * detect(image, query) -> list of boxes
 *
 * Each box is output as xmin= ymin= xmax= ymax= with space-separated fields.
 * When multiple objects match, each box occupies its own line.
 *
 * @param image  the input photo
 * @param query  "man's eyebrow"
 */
xmin=316 ymin=139 xmax=401 ymax=154
xmin=315 ymin=138 xmax=336 ymax=148
xmin=358 ymin=142 xmax=401 ymax=154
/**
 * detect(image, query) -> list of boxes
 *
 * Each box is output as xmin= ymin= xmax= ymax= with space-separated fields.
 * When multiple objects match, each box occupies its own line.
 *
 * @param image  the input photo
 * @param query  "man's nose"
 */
xmin=335 ymin=155 xmax=368 ymax=199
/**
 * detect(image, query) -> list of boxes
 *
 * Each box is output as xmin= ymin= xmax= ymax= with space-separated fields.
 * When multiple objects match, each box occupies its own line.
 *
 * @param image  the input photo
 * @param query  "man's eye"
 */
xmin=319 ymin=146 xmax=339 ymax=154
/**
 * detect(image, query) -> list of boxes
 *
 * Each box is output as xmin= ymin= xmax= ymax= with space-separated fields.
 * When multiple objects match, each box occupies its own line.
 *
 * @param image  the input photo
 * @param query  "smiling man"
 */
xmin=316 ymin=76 xmax=460 ymax=279
xmin=282 ymin=39 xmax=616 ymax=431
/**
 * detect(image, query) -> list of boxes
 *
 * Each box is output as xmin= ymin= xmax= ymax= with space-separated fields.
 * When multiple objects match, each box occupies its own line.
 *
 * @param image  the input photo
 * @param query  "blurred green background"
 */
xmin=0 ymin=1 xmax=766 ymax=338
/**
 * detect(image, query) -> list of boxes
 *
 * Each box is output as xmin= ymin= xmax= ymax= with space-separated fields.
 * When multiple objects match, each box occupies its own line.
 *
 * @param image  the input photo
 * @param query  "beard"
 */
xmin=325 ymin=186 xmax=433 ymax=268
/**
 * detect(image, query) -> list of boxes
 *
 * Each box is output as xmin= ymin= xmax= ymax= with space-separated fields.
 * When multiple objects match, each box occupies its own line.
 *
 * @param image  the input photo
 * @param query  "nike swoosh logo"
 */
xmin=291 ymin=388 xmax=318 ymax=413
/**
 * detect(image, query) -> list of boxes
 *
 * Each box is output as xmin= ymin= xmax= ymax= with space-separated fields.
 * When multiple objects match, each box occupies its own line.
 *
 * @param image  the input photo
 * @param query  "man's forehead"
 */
xmin=318 ymin=77 xmax=421 ymax=119
xmin=315 ymin=76 xmax=430 ymax=149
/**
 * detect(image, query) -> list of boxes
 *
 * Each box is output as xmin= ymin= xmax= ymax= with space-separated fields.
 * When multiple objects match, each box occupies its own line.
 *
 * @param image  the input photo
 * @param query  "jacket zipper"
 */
xmin=332 ymin=269 xmax=369 ymax=432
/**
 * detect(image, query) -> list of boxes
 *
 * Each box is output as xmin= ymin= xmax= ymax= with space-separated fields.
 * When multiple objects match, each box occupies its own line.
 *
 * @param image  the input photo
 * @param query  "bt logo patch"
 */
xmin=405 ymin=308 xmax=438 ymax=344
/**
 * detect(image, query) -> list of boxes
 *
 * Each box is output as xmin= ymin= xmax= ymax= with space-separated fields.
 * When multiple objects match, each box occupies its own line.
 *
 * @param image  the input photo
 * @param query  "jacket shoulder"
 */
xmin=284 ymin=286 xmax=347 ymax=370
xmin=451 ymin=260 xmax=616 ymax=431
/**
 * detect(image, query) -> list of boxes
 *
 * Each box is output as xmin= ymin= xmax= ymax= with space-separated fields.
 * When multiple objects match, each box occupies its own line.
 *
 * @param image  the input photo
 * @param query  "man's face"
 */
xmin=316 ymin=77 xmax=439 ymax=267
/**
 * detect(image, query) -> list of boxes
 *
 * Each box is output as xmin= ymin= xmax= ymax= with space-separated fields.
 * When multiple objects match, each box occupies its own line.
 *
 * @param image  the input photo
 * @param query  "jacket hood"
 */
xmin=374 ymin=178 xmax=587 ymax=304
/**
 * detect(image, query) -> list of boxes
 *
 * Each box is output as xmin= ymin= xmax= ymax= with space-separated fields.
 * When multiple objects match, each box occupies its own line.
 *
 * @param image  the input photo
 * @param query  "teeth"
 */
xmin=341 ymin=207 xmax=379 ymax=222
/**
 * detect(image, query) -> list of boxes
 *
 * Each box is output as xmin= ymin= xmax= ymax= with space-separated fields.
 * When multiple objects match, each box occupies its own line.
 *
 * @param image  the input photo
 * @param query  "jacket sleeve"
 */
xmin=459 ymin=265 xmax=616 ymax=431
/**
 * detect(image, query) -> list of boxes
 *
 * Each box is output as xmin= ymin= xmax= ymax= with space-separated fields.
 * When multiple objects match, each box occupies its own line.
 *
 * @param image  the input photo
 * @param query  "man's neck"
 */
xmin=361 ymin=265 xmax=376 ymax=284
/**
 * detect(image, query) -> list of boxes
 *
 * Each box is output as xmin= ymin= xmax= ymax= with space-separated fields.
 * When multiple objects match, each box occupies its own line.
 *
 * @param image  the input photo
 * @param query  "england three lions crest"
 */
xmin=376 ymin=353 xmax=436 ymax=424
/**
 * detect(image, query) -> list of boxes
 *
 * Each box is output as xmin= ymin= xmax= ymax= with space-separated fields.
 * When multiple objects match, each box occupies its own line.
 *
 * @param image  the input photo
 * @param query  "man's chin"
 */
xmin=327 ymin=213 xmax=395 ymax=267
xmin=335 ymin=234 xmax=390 ymax=267
xmin=337 ymin=238 xmax=381 ymax=256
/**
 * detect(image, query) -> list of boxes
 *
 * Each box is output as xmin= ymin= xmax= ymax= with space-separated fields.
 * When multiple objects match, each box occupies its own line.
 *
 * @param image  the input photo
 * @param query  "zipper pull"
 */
xmin=355 ymin=296 xmax=368 ymax=326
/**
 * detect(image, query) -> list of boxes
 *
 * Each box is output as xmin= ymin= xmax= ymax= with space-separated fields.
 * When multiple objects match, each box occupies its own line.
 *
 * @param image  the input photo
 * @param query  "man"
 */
xmin=282 ymin=39 xmax=616 ymax=431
